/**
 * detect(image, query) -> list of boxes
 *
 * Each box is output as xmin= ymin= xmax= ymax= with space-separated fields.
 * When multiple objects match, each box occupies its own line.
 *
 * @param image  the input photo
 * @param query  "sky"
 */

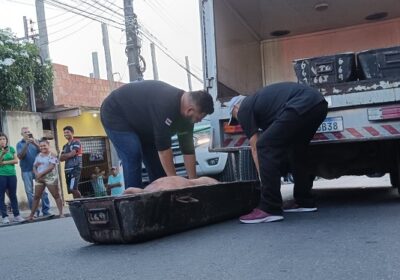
xmin=0 ymin=0 xmax=204 ymax=91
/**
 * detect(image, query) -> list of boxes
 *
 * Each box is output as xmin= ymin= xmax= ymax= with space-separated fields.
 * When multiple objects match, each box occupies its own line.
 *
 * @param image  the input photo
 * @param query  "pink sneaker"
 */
xmin=239 ymin=208 xmax=284 ymax=224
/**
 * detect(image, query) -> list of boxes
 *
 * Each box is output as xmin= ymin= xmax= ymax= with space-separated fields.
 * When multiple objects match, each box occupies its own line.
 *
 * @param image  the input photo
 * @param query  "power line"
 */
xmin=44 ymin=0 xmax=124 ymax=28
xmin=86 ymin=0 xmax=124 ymax=18
xmin=104 ymin=0 xmax=123 ymax=11
xmin=138 ymin=29 xmax=203 ymax=83
xmin=73 ymin=0 xmax=125 ymax=22
xmin=47 ymin=18 xmax=94 ymax=44
xmin=138 ymin=22 xmax=203 ymax=77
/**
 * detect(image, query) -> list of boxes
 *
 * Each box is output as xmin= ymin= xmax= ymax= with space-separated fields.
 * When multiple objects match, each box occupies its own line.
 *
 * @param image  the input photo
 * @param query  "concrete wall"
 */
xmin=1 ymin=111 xmax=56 ymax=209
xmin=261 ymin=18 xmax=400 ymax=85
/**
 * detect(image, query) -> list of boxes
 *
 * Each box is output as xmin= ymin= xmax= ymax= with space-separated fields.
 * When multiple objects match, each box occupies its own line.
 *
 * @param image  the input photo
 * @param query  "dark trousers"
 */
xmin=0 ymin=175 xmax=19 ymax=218
xmin=257 ymin=101 xmax=328 ymax=215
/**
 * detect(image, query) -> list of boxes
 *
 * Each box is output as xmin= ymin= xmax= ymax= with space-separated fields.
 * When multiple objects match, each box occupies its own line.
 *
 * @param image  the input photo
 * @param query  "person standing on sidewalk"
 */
xmin=0 ymin=132 xmax=24 ymax=224
xmin=107 ymin=166 xmax=124 ymax=196
xmin=27 ymin=138 xmax=63 ymax=220
xmin=60 ymin=126 xmax=82 ymax=199
xmin=228 ymin=82 xmax=328 ymax=224
xmin=91 ymin=166 xmax=107 ymax=197
xmin=16 ymin=127 xmax=51 ymax=217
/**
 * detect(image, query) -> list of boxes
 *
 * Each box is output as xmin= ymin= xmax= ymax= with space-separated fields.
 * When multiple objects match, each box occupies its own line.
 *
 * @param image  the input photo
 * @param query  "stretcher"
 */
xmin=67 ymin=181 xmax=260 ymax=244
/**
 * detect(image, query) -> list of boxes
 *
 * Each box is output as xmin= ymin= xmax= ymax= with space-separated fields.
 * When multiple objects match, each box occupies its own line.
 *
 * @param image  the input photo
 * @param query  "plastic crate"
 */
xmin=293 ymin=53 xmax=357 ymax=86
xmin=357 ymin=46 xmax=400 ymax=79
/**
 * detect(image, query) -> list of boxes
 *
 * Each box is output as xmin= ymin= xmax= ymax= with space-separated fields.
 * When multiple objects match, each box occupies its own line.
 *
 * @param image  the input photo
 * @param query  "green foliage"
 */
xmin=0 ymin=28 xmax=53 ymax=111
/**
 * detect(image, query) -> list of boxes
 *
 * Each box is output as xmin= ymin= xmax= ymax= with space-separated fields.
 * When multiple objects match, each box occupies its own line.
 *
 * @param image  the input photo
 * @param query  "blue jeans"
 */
xmin=104 ymin=127 xmax=166 ymax=188
xmin=22 ymin=171 xmax=50 ymax=215
xmin=0 ymin=175 xmax=19 ymax=218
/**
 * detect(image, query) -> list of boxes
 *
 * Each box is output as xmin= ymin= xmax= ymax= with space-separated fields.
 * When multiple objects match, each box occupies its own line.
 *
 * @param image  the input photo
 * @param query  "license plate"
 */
xmin=317 ymin=117 xmax=343 ymax=133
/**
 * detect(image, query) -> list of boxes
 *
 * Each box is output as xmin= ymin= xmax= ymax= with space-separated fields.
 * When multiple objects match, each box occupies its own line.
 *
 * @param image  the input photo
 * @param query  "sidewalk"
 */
xmin=0 ymin=206 xmax=71 ymax=228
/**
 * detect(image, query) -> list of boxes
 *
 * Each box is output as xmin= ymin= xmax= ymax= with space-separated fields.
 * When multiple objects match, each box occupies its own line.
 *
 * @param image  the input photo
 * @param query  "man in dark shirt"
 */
xmin=228 ymin=82 xmax=328 ymax=224
xmin=60 ymin=126 xmax=82 ymax=199
xmin=100 ymin=80 xmax=214 ymax=189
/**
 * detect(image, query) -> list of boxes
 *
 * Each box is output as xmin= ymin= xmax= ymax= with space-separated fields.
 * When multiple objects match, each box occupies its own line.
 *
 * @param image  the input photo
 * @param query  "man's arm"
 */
xmin=249 ymin=133 xmax=259 ymax=174
xmin=158 ymin=148 xmax=177 ymax=176
xmin=60 ymin=149 xmax=77 ymax=162
xmin=17 ymin=142 xmax=29 ymax=160
xmin=183 ymin=154 xmax=197 ymax=179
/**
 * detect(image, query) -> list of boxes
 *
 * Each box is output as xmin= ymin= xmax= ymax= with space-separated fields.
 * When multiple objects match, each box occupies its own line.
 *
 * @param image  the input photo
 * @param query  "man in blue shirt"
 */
xmin=16 ymin=127 xmax=51 ymax=216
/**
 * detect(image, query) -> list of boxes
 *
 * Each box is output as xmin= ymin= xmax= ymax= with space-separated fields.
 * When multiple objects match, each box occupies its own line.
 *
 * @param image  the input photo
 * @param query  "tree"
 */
xmin=0 ymin=28 xmax=53 ymax=111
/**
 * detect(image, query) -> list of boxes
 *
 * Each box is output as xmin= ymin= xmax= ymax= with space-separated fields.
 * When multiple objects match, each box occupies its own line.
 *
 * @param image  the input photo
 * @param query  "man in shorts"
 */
xmin=60 ymin=126 xmax=82 ymax=199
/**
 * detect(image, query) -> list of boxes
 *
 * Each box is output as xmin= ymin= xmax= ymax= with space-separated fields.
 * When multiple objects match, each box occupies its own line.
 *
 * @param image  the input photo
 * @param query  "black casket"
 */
xmin=67 ymin=181 xmax=260 ymax=244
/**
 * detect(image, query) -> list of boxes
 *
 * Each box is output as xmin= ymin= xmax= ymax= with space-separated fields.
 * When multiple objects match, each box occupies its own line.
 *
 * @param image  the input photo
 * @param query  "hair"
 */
xmin=21 ymin=127 xmax=29 ymax=133
xmin=0 ymin=132 xmax=8 ymax=145
xmin=63 ymin=126 xmax=74 ymax=133
xmin=39 ymin=137 xmax=50 ymax=144
xmin=189 ymin=90 xmax=214 ymax=115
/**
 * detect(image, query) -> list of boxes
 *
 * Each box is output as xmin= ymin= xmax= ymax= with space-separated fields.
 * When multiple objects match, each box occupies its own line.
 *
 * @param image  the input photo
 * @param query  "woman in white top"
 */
xmin=28 ymin=138 xmax=63 ymax=220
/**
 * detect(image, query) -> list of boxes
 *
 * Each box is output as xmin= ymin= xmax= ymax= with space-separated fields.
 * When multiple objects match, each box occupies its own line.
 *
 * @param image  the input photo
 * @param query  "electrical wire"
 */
xmin=44 ymin=0 xmax=124 ymax=28
xmin=73 ymin=0 xmax=125 ymax=23
xmin=103 ymin=0 xmax=123 ymax=11
xmin=138 ymin=29 xmax=203 ymax=83
xmin=46 ymin=18 xmax=94 ymax=44
xmin=86 ymin=0 xmax=124 ymax=18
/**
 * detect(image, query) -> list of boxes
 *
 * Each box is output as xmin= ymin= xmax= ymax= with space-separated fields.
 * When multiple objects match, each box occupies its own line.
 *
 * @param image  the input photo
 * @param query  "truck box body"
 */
xmin=200 ymin=0 xmax=400 ymax=185
xmin=68 ymin=181 xmax=259 ymax=244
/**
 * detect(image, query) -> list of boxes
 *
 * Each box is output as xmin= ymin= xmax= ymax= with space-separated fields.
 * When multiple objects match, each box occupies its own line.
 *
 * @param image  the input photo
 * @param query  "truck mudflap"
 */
xmin=68 ymin=181 xmax=260 ymax=244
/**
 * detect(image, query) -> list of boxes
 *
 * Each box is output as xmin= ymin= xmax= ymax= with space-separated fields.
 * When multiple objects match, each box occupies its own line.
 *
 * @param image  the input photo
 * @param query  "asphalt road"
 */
xmin=1 ymin=176 xmax=400 ymax=280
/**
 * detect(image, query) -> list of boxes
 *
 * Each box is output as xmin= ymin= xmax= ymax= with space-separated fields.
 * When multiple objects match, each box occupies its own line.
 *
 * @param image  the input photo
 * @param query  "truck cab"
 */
xmin=200 ymin=0 xmax=400 ymax=188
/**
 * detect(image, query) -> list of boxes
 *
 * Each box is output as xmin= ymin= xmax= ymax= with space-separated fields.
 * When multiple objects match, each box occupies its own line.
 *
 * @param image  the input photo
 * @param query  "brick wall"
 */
xmin=52 ymin=63 xmax=125 ymax=108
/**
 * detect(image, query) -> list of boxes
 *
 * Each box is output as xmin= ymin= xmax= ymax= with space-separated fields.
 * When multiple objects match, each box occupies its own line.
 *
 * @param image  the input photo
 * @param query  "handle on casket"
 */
xmin=175 ymin=195 xmax=199 ymax=204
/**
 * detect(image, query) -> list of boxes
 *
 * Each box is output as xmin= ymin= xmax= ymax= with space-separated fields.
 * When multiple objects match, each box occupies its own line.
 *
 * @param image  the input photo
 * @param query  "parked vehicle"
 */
xmin=200 ymin=0 xmax=400 ymax=189
xmin=142 ymin=122 xmax=228 ymax=183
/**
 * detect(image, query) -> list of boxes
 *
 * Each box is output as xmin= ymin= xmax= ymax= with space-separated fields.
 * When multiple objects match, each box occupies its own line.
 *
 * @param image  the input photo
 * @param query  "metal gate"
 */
xmin=78 ymin=137 xmax=110 ymax=197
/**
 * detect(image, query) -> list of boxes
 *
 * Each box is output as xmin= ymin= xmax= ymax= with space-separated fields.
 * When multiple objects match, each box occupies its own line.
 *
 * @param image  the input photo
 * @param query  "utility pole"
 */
xmin=23 ymin=16 xmax=29 ymax=39
xmin=23 ymin=16 xmax=37 ymax=112
xmin=101 ymin=23 xmax=115 ymax=90
xmin=92 ymin=52 xmax=100 ymax=79
xmin=35 ymin=0 xmax=50 ymax=61
xmin=150 ymin=43 xmax=159 ymax=80
xmin=123 ymin=0 xmax=143 ymax=81
xmin=185 ymin=56 xmax=193 ymax=92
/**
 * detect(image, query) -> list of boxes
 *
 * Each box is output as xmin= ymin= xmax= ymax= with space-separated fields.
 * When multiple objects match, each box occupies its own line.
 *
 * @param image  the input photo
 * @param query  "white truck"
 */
xmin=199 ymin=0 xmax=400 ymax=188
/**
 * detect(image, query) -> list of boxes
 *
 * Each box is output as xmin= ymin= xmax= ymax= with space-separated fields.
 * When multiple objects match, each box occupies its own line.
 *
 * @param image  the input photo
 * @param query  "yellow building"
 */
xmin=56 ymin=111 xmax=112 ymax=199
